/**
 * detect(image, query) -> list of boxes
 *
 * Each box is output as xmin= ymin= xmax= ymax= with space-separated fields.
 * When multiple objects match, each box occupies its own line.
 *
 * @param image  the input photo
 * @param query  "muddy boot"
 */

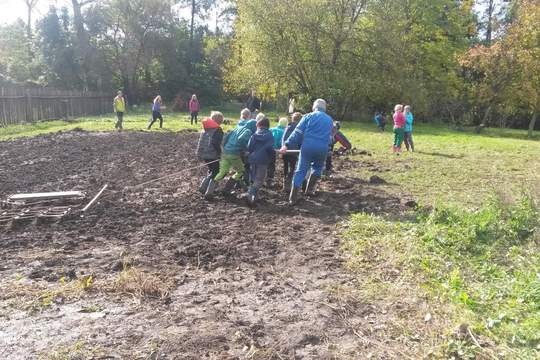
xmin=222 ymin=177 xmax=237 ymax=196
xmin=305 ymin=175 xmax=320 ymax=196
xmin=204 ymin=179 xmax=217 ymax=199
xmin=247 ymin=186 xmax=257 ymax=207
xmin=289 ymin=187 xmax=300 ymax=206
xmin=199 ymin=176 xmax=211 ymax=194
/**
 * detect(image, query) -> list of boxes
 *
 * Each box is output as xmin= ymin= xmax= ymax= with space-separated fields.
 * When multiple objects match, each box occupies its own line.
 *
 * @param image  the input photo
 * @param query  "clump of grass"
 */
xmin=38 ymin=340 xmax=104 ymax=360
xmin=111 ymin=267 xmax=174 ymax=300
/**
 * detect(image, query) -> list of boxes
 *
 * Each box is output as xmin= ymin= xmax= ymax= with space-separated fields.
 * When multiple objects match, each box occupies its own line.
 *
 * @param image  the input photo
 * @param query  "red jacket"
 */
xmin=189 ymin=99 xmax=200 ymax=112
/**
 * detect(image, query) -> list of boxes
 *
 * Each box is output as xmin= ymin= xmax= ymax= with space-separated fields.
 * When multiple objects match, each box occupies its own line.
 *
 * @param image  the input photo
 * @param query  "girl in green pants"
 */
xmin=392 ymin=104 xmax=406 ymax=153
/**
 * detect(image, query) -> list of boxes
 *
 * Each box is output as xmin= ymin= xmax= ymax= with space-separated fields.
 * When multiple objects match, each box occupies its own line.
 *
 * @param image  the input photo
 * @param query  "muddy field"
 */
xmin=0 ymin=130 xmax=414 ymax=359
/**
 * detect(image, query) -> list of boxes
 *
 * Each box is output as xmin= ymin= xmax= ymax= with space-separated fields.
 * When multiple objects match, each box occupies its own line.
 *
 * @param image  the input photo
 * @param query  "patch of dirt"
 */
xmin=0 ymin=130 xmax=410 ymax=359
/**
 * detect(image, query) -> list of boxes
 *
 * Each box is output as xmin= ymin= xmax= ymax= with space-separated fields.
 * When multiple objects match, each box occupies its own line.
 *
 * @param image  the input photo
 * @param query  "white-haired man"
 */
xmin=279 ymin=98 xmax=334 ymax=205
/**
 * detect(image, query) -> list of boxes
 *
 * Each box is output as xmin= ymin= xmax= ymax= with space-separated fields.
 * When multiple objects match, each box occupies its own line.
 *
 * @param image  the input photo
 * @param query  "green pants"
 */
xmin=214 ymin=154 xmax=245 ymax=182
xmin=393 ymin=127 xmax=404 ymax=147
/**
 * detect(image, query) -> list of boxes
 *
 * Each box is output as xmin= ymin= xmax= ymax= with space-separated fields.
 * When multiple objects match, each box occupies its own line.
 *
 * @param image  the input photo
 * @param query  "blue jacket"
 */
xmin=285 ymin=110 xmax=333 ymax=151
xmin=405 ymin=112 xmax=414 ymax=132
xmin=270 ymin=126 xmax=285 ymax=149
xmin=223 ymin=120 xmax=257 ymax=155
xmin=247 ymin=128 xmax=275 ymax=165
xmin=374 ymin=114 xmax=382 ymax=126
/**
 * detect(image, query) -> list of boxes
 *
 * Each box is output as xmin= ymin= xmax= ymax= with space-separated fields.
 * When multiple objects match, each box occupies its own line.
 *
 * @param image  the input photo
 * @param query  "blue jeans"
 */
xmin=293 ymin=146 xmax=327 ymax=188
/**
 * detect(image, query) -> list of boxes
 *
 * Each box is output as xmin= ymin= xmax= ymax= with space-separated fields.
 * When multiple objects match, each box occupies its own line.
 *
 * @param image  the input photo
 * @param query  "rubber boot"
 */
xmin=289 ymin=187 xmax=300 ymax=206
xmin=199 ymin=176 xmax=211 ymax=194
xmin=305 ymin=175 xmax=320 ymax=196
xmin=222 ymin=177 xmax=237 ymax=196
xmin=247 ymin=186 xmax=257 ymax=206
xmin=204 ymin=179 xmax=217 ymax=199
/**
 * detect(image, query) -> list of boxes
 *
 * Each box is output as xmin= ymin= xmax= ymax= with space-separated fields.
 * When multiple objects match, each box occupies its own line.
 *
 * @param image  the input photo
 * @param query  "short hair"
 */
xmin=278 ymin=117 xmax=288 ymax=128
xmin=240 ymin=108 xmax=251 ymax=119
xmin=210 ymin=111 xmax=224 ymax=124
xmin=257 ymin=116 xmax=270 ymax=129
xmin=291 ymin=112 xmax=303 ymax=122
xmin=404 ymin=105 xmax=411 ymax=112
xmin=117 ymin=90 xmax=123 ymax=95
xmin=394 ymin=104 xmax=403 ymax=112
xmin=312 ymin=99 xmax=327 ymax=112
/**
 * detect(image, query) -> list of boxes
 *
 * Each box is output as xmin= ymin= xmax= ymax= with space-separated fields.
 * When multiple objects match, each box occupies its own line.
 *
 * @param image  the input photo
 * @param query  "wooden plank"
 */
xmin=8 ymin=191 xmax=86 ymax=202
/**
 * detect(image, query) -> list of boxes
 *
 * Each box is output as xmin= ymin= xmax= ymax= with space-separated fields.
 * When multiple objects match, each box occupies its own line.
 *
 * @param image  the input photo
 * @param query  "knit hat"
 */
xmin=278 ymin=117 xmax=288 ymax=128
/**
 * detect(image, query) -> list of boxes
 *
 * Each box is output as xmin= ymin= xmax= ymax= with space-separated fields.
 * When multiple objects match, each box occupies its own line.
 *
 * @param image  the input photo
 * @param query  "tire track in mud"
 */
xmin=0 ymin=130 xmax=407 ymax=359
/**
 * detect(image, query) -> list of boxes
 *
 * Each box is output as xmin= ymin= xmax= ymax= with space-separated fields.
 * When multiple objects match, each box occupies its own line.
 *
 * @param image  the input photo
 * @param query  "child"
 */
xmin=204 ymin=110 xmax=257 ymax=198
xmin=196 ymin=111 xmax=224 ymax=194
xmin=189 ymin=94 xmax=200 ymax=125
xmin=113 ymin=90 xmax=126 ymax=131
xmin=403 ymin=105 xmax=414 ymax=151
xmin=374 ymin=111 xmax=382 ymax=130
xmin=267 ymin=117 xmax=288 ymax=187
xmin=147 ymin=95 xmax=164 ymax=129
xmin=392 ymin=104 xmax=406 ymax=153
xmin=246 ymin=115 xmax=275 ymax=205
xmin=281 ymin=112 xmax=302 ymax=191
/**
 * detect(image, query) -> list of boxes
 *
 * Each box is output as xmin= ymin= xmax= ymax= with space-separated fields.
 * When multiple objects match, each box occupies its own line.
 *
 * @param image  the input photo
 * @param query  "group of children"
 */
xmin=391 ymin=104 xmax=414 ymax=153
xmin=195 ymin=109 xmax=312 ymax=206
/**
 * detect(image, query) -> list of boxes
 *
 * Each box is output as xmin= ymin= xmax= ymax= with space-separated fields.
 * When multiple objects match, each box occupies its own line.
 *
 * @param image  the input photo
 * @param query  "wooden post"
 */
xmin=25 ymin=89 xmax=32 ymax=123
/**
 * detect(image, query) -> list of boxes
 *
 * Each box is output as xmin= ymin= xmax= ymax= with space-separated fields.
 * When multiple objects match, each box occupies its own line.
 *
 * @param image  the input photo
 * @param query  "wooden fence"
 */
xmin=0 ymin=87 xmax=112 ymax=127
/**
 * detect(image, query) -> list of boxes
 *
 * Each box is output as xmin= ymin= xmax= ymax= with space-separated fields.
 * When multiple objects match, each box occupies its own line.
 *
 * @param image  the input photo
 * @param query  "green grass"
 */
xmin=0 ymin=105 xmax=282 ymax=141
xmin=342 ymin=122 xmax=540 ymax=207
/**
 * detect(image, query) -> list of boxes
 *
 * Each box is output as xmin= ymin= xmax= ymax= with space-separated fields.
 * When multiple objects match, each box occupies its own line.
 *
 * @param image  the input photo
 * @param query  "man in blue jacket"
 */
xmin=280 ymin=99 xmax=334 ymax=205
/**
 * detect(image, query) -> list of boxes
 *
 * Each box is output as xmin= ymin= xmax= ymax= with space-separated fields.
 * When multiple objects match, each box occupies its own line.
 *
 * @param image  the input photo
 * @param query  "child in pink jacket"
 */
xmin=189 ymin=94 xmax=200 ymax=125
xmin=392 ymin=104 xmax=406 ymax=153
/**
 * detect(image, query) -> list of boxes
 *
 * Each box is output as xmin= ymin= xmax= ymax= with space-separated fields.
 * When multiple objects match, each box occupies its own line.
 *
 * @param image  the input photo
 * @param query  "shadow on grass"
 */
xmin=415 ymin=150 xmax=464 ymax=159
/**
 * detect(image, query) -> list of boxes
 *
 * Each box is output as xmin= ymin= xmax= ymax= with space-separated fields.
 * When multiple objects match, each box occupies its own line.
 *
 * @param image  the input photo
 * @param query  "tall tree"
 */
xmin=71 ymin=0 xmax=96 ymax=90
xmin=23 ymin=0 xmax=39 ymax=39
xmin=175 ymin=0 xmax=216 ymax=62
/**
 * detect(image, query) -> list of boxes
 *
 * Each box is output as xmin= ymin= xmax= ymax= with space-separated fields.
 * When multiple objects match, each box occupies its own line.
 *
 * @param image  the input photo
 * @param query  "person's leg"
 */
xmin=118 ymin=112 xmax=124 ymax=130
xmin=396 ymin=128 xmax=404 ymax=152
xmin=306 ymin=149 xmax=326 ymax=195
xmin=293 ymin=150 xmax=312 ymax=189
xmin=409 ymin=133 xmax=414 ymax=151
xmin=230 ymin=156 xmax=246 ymax=181
xmin=404 ymin=131 xmax=411 ymax=151
xmin=148 ymin=112 xmax=157 ymax=129
xmin=214 ymin=155 xmax=233 ymax=182
xmin=194 ymin=111 xmax=198 ymax=124
xmin=267 ymin=156 xmax=275 ymax=186
xmin=208 ymin=160 xmax=220 ymax=178
xmin=325 ymin=150 xmax=333 ymax=175
xmin=158 ymin=112 xmax=163 ymax=128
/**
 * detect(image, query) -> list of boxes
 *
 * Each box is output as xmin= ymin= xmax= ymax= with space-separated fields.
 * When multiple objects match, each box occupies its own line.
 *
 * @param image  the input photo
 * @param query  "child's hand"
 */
xmin=279 ymin=145 xmax=288 ymax=154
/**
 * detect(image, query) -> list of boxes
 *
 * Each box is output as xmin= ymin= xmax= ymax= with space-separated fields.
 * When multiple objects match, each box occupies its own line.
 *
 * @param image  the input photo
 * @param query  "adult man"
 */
xmin=280 ymin=99 xmax=334 ymax=205
xmin=246 ymin=90 xmax=261 ymax=117
xmin=113 ymin=90 xmax=126 ymax=131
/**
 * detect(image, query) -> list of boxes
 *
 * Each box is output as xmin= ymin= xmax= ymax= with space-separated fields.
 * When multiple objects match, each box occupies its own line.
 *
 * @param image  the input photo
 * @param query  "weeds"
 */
xmin=343 ymin=194 xmax=540 ymax=358
xmin=110 ymin=266 xmax=174 ymax=300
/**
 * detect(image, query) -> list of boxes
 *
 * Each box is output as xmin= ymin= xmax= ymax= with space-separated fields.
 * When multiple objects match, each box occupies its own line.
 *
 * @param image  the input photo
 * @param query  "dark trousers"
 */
xmin=115 ymin=112 xmax=124 ymax=129
xmin=148 ymin=111 xmax=163 ymax=129
xmin=404 ymin=131 xmax=414 ymax=151
xmin=283 ymin=154 xmax=298 ymax=184
xmin=191 ymin=111 xmax=198 ymax=125
xmin=267 ymin=156 xmax=276 ymax=180
xmin=205 ymin=159 xmax=220 ymax=179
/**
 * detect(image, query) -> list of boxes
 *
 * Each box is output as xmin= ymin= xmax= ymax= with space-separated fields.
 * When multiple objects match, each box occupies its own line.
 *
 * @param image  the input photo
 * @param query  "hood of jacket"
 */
xmin=202 ymin=118 xmax=220 ymax=130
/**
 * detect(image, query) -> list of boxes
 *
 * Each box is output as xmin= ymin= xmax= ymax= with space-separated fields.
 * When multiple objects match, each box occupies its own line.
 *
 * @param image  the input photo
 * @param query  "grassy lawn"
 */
xmin=0 ymin=105 xmax=281 ymax=141
xmin=341 ymin=122 xmax=540 ymax=358
xmin=1 ymin=111 xmax=539 ymax=358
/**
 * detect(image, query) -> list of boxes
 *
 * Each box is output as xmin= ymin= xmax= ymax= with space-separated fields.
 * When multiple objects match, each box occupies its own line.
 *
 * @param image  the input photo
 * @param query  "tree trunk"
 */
xmin=528 ymin=112 xmax=537 ymax=138
xmin=486 ymin=0 xmax=494 ymax=45
xmin=71 ymin=0 xmax=92 ymax=90
xmin=190 ymin=0 xmax=195 ymax=55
